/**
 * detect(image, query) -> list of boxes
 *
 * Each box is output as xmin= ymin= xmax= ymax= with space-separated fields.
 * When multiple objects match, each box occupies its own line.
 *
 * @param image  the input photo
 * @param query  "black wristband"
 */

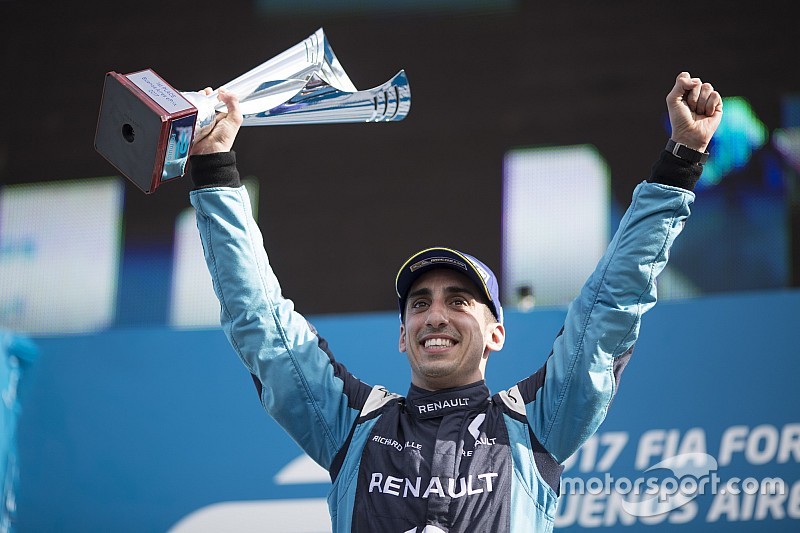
xmin=665 ymin=139 xmax=709 ymax=165
xmin=648 ymin=148 xmax=703 ymax=191
xmin=189 ymin=151 xmax=241 ymax=189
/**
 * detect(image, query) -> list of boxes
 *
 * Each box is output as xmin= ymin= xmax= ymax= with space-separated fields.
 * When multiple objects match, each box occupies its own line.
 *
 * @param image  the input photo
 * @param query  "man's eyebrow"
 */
xmin=407 ymin=284 xmax=478 ymax=300
xmin=407 ymin=287 xmax=431 ymax=300
xmin=444 ymin=285 xmax=478 ymax=298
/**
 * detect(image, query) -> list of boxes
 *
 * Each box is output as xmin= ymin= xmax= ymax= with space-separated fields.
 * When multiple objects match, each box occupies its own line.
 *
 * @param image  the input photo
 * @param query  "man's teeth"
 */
xmin=424 ymin=338 xmax=453 ymax=348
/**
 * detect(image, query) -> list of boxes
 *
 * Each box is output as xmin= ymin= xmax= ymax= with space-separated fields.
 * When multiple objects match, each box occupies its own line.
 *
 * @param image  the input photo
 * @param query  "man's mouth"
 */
xmin=423 ymin=337 xmax=455 ymax=349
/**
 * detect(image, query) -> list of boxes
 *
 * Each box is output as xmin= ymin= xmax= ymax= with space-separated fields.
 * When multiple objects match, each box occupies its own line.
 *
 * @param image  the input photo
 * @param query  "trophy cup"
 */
xmin=94 ymin=28 xmax=411 ymax=194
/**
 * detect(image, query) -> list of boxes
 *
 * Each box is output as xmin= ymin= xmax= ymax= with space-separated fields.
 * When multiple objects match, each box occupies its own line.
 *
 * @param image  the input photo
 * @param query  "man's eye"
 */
xmin=452 ymin=298 xmax=467 ymax=306
xmin=412 ymin=300 xmax=429 ymax=309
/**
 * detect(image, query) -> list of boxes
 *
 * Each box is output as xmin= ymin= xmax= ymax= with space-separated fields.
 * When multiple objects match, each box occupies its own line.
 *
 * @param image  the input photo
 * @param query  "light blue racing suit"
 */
xmin=189 ymin=149 xmax=699 ymax=532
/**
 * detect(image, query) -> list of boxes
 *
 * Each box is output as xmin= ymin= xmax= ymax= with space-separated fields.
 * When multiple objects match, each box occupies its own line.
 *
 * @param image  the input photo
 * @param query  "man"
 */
xmin=189 ymin=72 xmax=722 ymax=532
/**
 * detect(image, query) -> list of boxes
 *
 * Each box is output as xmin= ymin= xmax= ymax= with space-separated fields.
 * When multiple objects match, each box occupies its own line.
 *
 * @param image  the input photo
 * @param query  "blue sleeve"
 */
xmin=504 ymin=181 xmax=695 ymax=463
xmin=190 ymin=185 xmax=373 ymax=470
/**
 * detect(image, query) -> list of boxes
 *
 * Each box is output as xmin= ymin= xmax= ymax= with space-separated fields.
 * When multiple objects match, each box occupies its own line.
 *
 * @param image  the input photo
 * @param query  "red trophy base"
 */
xmin=94 ymin=70 xmax=198 ymax=194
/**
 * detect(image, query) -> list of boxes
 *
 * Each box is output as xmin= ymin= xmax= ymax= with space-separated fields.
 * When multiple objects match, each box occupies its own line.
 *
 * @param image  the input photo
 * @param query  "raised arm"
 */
xmin=507 ymin=73 xmax=723 ymax=463
xmin=189 ymin=90 xmax=373 ymax=471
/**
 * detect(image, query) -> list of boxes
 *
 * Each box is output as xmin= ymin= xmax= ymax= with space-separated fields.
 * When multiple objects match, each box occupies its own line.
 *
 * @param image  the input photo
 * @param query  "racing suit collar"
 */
xmin=406 ymin=380 xmax=490 ymax=419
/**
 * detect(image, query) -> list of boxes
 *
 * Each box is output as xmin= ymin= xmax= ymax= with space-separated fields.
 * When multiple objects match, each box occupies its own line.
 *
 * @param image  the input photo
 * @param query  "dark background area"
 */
xmin=2 ymin=0 xmax=798 ymax=317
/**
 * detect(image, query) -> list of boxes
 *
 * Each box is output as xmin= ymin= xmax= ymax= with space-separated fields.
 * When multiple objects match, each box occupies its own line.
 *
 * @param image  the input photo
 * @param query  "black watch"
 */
xmin=666 ymin=139 xmax=709 ymax=165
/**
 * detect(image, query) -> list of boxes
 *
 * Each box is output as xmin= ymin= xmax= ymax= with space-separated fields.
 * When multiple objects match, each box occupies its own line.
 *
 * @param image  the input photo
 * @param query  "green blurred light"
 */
xmin=701 ymin=97 xmax=768 ymax=188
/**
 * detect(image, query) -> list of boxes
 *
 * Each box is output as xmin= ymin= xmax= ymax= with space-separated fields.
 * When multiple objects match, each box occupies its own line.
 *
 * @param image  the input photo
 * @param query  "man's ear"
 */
xmin=398 ymin=323 xmax=407 ymax=353
xmin=485 ymin=323 xmax=505 ymax=354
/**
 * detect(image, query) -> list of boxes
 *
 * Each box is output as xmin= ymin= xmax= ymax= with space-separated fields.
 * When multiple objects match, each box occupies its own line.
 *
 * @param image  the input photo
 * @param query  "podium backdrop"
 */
xmin=16 ymin=290 xmax=800 ymax=532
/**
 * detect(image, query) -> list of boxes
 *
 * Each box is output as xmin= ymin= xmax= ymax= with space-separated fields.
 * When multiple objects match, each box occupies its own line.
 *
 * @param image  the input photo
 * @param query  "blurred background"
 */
xmin=1 ymin=0 xmax=798 ymax=532
xmin=3 ymin=0 xmax=799 ymax=329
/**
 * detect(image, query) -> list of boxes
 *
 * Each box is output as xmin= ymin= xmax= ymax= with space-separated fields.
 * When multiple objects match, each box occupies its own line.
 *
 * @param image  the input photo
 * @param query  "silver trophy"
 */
xmin=95 ymin=28 xmax=411 ymax=194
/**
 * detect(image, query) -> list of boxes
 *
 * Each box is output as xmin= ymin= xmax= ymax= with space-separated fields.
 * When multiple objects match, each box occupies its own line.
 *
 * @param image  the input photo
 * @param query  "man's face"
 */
xmin=398 ymin=269 xmax=505 ymax=391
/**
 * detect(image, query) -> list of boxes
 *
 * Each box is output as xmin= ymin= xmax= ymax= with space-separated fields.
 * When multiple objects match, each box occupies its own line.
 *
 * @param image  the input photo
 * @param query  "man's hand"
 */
xmin=666 ymin=72 xmax=723 ymax=153
xmin=190 ymin=88 xmax=243 ymax=155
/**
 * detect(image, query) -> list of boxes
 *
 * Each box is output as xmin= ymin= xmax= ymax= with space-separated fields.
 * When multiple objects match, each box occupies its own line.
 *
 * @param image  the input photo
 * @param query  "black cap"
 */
xmin=395 ymin=247 xmax=503 ymax=323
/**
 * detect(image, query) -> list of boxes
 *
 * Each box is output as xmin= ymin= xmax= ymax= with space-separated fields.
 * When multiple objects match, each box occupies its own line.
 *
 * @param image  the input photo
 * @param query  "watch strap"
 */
xmin=666 ymin=139 xmax=709 ymax=165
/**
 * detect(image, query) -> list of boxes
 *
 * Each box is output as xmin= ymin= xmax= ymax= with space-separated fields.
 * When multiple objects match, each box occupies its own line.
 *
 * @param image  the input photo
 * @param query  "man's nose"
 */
xmin=425 ymin=300 xmax=449 ymax=328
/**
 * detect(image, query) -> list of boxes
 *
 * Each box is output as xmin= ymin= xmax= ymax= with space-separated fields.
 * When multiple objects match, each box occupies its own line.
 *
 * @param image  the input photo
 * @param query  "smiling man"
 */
xmin=189 ymin=72 xmax=722 ymax=532
xmin=397 ymin=253 xmax=505 ymax=391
